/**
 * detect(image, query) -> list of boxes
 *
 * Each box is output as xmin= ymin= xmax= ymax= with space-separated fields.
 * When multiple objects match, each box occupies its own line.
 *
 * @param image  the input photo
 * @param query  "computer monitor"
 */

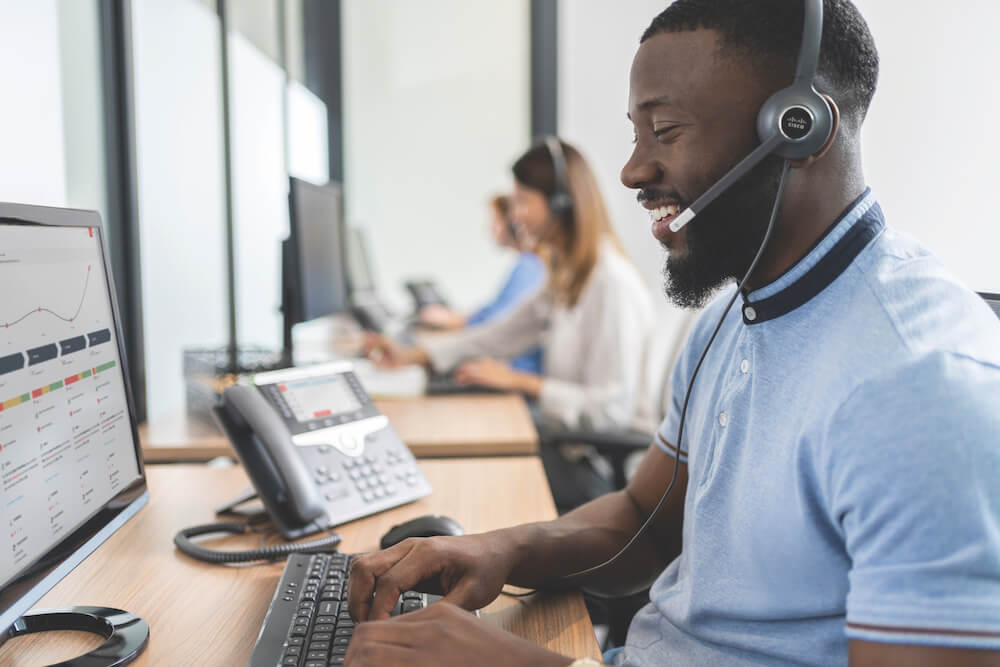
xmin=283 ymin=178 xmax=350 ymax=359
xmin=980 ymin=292 xmax=1000 ymax=320
xmin=346 ymin=226 xmax=377 ymax=296
xmin=0 ymin=203 xmax=148 ymax=662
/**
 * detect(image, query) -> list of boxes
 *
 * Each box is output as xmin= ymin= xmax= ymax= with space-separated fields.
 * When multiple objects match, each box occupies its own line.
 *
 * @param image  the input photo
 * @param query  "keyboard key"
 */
xmin=334 ymin=627 xmax=354 ymax=639
xmin=287 ymin=637 xmax=304 ymax=646
xmin=329 ymin=657 xmax=345 ymax=666
xmin=306 ymin=651 xmax=326 ymax=660
xmin=314 ymin=624 xmax=334 ymax=633
xmin=315 ymin=615 xmax=336 ymax=625
xmin=305 ymin=662 xmax=325 ymax=667
xmin=284 ymin=646 xmax=301 ymax=656
xmin=308 ymin=641 xmax=330 ymax=651
xmin=402 ymin=599 xmax=423 ymax=614
xmin=311 ymin=633 xmax=332 ymax=642
xmin=290 ymin=624 xmax=308 ymax=636
xmin=319 ymin=601 xmax=339 ymax=616
xmin=282 ymin=657 xmax=299 ymax=666
xmin=333 ymin=636 xmax=351 ymax=647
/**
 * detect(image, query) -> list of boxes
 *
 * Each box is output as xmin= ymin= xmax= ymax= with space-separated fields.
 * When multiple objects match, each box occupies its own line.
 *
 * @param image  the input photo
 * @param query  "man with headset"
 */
xmin=345 ymin=1 xmax=1000 ymax=665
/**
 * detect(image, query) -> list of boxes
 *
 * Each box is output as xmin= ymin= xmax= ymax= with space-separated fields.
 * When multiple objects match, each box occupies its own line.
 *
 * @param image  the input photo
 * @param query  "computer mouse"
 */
xmin=380 ymin=514 xmax=464 ymax=549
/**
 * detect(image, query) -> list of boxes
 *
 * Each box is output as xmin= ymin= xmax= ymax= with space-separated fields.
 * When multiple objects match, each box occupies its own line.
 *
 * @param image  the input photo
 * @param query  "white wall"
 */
xmin=854 ymin=0 xmax=999 ymax=292
xmin=0 ymin=1 xmax=68 ymax=208
xmin=558 ymin=0 xmax=668 ymax=305
xmin=342 ymin=0 xmax=531 ymax=312
xmin=559 ymin=0 xmax=1000 ymax=297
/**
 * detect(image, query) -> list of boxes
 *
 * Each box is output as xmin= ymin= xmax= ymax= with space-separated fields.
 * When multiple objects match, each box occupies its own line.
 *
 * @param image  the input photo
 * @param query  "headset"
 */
xmin=559 ymin=0 xmax=832 ymax=587
xmin=543 ymin=135 xmax=574 ymax=226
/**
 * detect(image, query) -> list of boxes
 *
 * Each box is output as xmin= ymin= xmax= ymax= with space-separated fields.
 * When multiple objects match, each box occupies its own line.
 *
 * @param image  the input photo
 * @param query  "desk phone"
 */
xmin=213 ymin=362 xmax=431 ymax=539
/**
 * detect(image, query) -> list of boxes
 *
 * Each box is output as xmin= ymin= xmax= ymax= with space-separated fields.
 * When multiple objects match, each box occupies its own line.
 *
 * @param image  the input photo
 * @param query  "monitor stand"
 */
xmin=4 ymin=606 xmax=148 ymax=666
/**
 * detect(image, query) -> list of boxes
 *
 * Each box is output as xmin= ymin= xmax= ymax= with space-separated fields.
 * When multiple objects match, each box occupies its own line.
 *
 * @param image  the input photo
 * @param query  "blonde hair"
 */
xmin=512 ymin=139 xmax=626 ymax=306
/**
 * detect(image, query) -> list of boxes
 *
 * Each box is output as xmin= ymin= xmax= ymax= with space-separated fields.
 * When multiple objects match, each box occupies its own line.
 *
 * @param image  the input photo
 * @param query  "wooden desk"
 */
xmin=140 ymin=394 xmax=539 ymax=462
xmin=0 ymin=459 xmax=600 ymax=665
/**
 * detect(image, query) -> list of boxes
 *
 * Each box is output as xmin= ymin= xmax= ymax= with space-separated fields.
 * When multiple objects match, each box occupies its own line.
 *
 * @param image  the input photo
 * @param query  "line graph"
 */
xmin=2 ymin=265 xmax=91 ymax=330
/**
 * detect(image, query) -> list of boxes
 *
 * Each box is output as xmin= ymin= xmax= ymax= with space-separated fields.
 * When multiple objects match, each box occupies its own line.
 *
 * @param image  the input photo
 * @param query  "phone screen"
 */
xmin=275 ymin=375 xmax=362 ymax=422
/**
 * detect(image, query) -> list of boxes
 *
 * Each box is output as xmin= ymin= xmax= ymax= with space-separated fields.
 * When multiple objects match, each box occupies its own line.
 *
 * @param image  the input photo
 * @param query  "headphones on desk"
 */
xmin=543 ymin=136 xmax=574 ymax=227
xmin=560 ymin=0 xmax=833 ymax=586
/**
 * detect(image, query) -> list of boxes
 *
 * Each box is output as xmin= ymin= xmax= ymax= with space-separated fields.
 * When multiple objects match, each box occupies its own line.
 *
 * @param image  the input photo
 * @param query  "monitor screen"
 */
xmin=0 ymin=204 xmax=146 ymax=632
xmin=288 ymin=178 xmax=349 ymax=323
xmin=346 ymin=227 xmax=376 ymax=295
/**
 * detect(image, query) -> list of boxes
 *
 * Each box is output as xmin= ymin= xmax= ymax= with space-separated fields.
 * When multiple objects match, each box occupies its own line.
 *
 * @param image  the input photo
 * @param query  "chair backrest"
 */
xmin=636 ymin=304 xmax=699 ymax=430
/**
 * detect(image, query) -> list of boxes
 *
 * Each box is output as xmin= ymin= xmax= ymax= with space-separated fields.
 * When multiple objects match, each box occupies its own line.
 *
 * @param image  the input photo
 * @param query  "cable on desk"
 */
xmin=173 ymin=520 xmax=342 ymax=564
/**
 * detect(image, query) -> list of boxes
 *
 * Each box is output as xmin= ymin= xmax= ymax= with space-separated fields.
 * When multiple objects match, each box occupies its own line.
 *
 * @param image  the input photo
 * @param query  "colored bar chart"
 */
xmin=0 ymin=362 xmax=114 ymax=413
xmin=0 ymin=394 xmax=31 ymax=412
xmin=64 ymin=370 xmax=93 ymax=386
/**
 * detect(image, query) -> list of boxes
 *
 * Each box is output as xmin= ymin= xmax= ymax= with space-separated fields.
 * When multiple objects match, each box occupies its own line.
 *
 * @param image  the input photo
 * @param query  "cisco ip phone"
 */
xmin=212 ymin=362 xmax=432 ymax=540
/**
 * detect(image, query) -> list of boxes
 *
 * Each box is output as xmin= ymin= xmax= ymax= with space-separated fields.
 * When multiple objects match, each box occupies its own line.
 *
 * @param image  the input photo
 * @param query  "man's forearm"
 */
xmin=492 ymin=489 xmax=671 ymax=595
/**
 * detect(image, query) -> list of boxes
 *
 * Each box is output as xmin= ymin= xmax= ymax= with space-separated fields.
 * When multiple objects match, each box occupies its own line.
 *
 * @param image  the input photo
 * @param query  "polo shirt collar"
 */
xmin=740 ymin=188 xmax=884 ymax=325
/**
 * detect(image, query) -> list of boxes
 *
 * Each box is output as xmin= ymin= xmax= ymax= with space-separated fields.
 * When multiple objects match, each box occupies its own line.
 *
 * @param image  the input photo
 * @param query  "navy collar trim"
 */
xmin=741 ymin=191 xmax=885 ymax=325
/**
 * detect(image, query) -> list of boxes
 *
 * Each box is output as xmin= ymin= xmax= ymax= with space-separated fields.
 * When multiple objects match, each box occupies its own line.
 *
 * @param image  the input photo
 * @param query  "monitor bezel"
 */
xmin=0 ymin=202 xmax=148 ymax=635
xmin=287 ymin=177 xmax=350 ymax=323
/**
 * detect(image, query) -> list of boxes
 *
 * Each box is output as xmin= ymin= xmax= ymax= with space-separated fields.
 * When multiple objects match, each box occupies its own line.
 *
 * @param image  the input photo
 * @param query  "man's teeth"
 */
xmin=648 ymin=204 xmax=680 ymax=222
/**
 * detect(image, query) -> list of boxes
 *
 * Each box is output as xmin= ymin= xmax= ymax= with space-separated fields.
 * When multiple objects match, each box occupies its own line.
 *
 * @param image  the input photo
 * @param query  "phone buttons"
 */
xmin=335 ymin=434 xmax=364 ymax=457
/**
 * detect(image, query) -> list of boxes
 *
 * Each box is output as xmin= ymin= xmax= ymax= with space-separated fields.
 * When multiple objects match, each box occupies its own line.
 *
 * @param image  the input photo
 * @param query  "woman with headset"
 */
xmin=368 ymin=138 xmax=653 ymax=434
xmin=416 ymin=194 xmax=546 ymax=375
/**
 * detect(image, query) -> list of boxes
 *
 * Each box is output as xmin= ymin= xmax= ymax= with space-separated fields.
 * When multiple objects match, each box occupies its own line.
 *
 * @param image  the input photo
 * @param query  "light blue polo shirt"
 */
xmin=617 ymin=190 xmax=1000 ymax=665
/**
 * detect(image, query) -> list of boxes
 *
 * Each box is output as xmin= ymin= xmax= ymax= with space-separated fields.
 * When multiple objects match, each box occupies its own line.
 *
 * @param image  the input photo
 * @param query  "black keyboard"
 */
xmin=425 ymin=371 xmax=504 ymax=396
xmin=249 ymin=552 xmax=439 ymax=667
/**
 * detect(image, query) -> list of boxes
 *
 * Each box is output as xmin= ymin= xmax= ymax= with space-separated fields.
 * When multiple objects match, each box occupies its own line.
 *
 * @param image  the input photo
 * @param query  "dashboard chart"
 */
xmin=0 ymin=224 xmax=140 ymax=585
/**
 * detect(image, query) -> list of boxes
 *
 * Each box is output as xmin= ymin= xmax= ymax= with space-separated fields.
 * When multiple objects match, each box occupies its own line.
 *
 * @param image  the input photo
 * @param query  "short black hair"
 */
xmin=641 ymin=0 xmax=879 ymax=130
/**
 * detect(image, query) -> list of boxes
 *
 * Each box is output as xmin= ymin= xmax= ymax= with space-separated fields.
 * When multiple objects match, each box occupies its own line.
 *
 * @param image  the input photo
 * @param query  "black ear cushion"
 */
xmin=549 ymin=191 xmax=574 ymax=224
xmin=757 ymin=86 xmax=833 ymax=161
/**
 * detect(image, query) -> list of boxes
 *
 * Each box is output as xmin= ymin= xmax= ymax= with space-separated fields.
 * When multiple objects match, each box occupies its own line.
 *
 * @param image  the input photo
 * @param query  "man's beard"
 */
xmin=663 ymin=155 xmax=786 ymax=309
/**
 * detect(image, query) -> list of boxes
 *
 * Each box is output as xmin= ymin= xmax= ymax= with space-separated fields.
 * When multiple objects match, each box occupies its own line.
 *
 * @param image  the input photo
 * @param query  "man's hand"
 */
xmin=344 ymin=602 xmax=573 ymax=667
xmin=362 ymin=332 xmax=428 ymax=368
xmin=347 ymin=535 xmax=513 ymax=622
xmin=454 ymin=358 xmax=543 ymax=396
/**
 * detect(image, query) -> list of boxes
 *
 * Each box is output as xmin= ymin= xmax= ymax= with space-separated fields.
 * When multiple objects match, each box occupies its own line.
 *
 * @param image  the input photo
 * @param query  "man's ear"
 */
xmin=791 ymin=94 xmax=840 ymax=168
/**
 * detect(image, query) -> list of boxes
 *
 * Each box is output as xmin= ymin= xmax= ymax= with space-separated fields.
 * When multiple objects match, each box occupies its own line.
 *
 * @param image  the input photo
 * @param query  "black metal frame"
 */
xmin=531 ymin=0 xmax=559 ymax=138
xmin=303 ymin=0 xmax=344 ymax=183
xmin=98 ymin=0 xmax=146 ymax=422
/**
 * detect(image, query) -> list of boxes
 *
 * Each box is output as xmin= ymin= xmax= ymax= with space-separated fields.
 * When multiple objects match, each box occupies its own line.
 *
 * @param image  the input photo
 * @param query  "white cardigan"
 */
xmin=425 ymin=241 xmax=654 ymax=431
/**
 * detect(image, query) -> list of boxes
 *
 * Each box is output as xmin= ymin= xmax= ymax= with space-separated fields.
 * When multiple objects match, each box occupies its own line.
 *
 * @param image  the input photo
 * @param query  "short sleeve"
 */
xmin=825 ymin=353 xmax=1000 ymax=648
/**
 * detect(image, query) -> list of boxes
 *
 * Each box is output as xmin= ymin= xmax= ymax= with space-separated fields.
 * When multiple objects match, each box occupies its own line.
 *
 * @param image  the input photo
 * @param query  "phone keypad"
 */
xmin=341 ymin=447 xmax=413 ymax=503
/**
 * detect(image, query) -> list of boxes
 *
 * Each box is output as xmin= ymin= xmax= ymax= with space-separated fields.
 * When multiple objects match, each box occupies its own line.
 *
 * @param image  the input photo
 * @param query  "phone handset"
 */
xmin=220 ymin=385 xmax=325 ymax=528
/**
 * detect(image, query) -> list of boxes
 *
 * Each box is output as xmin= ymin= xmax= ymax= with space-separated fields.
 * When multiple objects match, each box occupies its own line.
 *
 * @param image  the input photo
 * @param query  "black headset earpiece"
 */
xmin=543 ymin=136 xmax=574 ymax=226
xmin=669 ymin=0 xmax=832 ymax=232
xmin=758 ymin=0 xmax=833 ymax=160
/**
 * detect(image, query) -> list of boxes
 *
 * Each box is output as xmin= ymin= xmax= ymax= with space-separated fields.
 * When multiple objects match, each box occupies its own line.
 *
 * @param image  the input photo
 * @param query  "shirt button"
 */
xmin=740 ymin=359 xmax=750 ymax=374
xmin=718 ymin=412 xmax=728 ymax=427
xmin=744 ymin=306 xmax=757 ymax=321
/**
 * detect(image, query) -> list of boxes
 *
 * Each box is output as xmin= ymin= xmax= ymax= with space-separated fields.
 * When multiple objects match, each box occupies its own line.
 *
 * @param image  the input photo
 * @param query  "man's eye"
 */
xmin=653 ymin=125 xmax=680 ymax=140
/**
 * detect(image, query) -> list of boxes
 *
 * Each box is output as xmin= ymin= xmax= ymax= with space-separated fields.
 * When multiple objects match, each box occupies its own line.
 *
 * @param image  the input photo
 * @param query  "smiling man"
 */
xmin=344 ymin=2 xmax=1000 ymax=665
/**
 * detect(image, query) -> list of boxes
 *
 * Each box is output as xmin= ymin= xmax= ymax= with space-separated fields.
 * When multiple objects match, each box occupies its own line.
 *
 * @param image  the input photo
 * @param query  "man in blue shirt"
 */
xmin=344 ymin=1 xmax=1000 ymax=665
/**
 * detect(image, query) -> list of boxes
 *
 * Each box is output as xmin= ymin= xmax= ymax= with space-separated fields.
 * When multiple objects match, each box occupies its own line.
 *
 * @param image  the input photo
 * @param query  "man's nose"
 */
xmin=621 ymin=145 xmax=662 ymax=190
